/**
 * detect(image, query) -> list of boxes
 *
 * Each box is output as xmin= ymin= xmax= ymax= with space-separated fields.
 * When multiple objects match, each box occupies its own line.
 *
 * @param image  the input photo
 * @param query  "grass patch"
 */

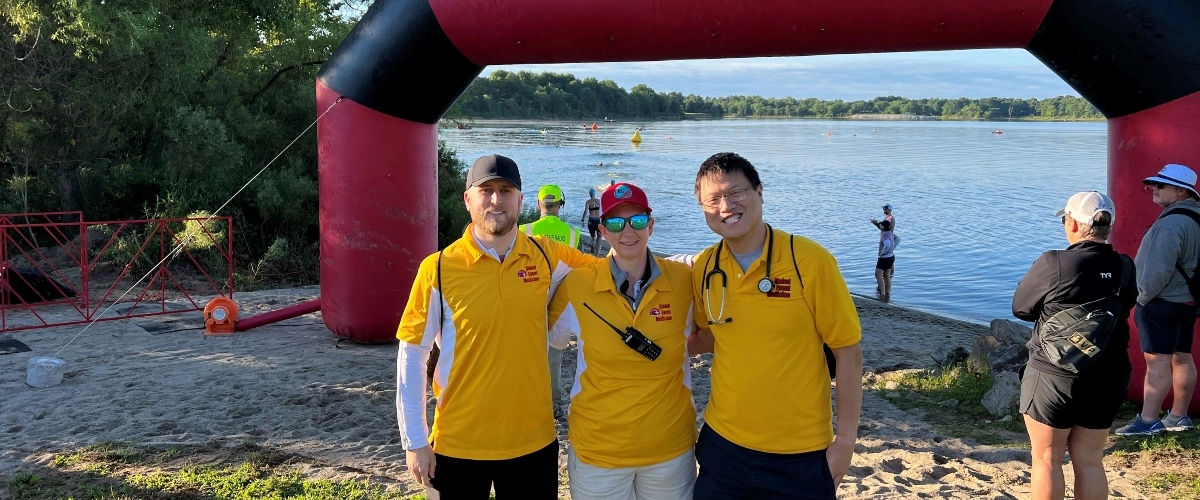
xmin=1137 ymin=471 xmax=1200 ymax=498
xmin=6 ymin=442 xmax=417 ymax=500
xmin=865 ymin=364 xmax=1028 ymax=446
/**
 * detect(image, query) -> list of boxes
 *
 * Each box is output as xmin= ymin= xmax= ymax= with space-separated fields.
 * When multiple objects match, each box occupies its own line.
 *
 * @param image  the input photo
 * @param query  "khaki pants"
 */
xmin=549 ymin=347 xmax=565 ymax=404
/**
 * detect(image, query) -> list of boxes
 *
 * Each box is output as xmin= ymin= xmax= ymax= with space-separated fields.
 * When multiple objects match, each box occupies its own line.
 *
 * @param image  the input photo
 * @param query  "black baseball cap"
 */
xmin=465 ymin=154 xmax=522 ymax=190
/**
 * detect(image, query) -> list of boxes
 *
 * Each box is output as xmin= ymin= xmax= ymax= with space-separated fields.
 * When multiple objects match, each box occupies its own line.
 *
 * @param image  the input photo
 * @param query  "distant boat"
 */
xmin=992 ymin=129 xmax=1003 ymax=135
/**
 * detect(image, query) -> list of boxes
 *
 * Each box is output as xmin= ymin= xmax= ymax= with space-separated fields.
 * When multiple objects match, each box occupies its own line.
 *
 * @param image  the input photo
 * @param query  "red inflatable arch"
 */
xmin=315 ymin=0 xmax=1200 ymax=409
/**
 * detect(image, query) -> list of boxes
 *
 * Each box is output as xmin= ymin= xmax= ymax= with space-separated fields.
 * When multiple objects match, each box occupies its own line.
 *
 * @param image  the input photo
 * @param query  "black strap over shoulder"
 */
xmin=527 ymin=235 xmax=552 ymax=269
xmin=437 ymin=251 xmax=444 ymax=325
xmin=787 ymin=233 xmax=834 ymax=378
xmin=789 ymin=234 xmax=805 ymax=290
xmin=1161 ymin=208 xmax=1200 ymax=298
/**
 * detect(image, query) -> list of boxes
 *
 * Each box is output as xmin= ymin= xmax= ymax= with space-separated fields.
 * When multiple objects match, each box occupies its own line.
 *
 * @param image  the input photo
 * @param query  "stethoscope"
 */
xmin=703 ymin=224 xmax=775 ymax=325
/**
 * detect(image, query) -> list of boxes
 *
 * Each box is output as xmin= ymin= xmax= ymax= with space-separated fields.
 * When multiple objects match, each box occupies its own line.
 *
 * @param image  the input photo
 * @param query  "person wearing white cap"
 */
xmin=1013 ymin=191 xmax=1136 ymax=500
xmin=1117 ymin=163 xmax=1200 ymax=436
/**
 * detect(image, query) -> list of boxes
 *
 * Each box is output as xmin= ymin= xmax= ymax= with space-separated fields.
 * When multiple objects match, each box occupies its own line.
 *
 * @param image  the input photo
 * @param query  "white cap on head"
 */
xmin=1144 ymin=163 xmax=1199 ymax=199
xmin=1056 ymin=191 xmax=1115 ymax=225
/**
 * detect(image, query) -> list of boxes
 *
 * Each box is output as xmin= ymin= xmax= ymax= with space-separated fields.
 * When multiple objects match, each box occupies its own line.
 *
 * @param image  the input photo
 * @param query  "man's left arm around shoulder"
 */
xmin=827 ymin=342 xmax=863 ymax=489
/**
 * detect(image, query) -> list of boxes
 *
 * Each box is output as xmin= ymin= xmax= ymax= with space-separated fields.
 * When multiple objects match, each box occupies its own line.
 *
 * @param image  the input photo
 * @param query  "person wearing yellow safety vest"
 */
xmin=520 ymin=184 xmax=582 ymax=249
xmin=396 ymin=155 xmax=599 ymax=499
xmin=548 ymin=182 xmax=698 ymax=499
xmin=688 ymin=152 xmax=863 ymax=500
xmin=518 ymin=184 xmax=583 ymax=417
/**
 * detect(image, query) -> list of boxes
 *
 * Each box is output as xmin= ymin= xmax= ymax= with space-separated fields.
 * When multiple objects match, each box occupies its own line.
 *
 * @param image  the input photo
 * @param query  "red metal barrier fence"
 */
xmin=0 ymin=212 xmax=234 ymax=332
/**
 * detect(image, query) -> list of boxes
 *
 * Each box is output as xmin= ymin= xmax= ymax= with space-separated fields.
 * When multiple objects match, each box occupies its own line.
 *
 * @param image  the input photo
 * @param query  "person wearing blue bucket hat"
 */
xmin=1118 ymin=163 xmax=1200 ymax=437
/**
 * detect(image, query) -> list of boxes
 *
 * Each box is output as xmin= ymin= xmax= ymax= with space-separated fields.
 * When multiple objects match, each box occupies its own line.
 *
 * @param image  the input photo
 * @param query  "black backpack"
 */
xmin=1161 ymin=208 xmax=1200 ymax=314
xmin=1034 ymin=254 xmax=1131 ymax=374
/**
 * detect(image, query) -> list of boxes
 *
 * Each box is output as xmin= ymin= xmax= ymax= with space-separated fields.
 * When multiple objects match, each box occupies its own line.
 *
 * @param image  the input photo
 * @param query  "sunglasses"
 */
xmin=603 ymin=214 xmax=650 ymax=232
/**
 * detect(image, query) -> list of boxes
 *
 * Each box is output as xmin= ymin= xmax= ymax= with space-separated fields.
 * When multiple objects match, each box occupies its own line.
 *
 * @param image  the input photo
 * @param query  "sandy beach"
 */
xmin=0 ymin=287 xmax=1152 ymax=498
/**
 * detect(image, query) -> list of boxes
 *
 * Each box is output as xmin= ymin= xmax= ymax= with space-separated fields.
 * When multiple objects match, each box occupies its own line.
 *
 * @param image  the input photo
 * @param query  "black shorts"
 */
xmin=694 ymin=425 xmax=834 ymax=500
xmin=876 ymin=256 xmax=895 ymax=271
xmin=1019 ymin=366 xmax=1130 ymax=430
xmin=587 ymin=218 xmax=600 ymax=234
xmin=1136 ymin=298 xmax=1197 ymax=354
xmin=429 ymin=440 xmax=559 ymax=499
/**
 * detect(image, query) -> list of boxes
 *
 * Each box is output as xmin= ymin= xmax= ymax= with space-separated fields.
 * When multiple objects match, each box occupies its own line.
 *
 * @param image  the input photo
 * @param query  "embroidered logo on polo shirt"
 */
xmin=767 ymin=277 xmax=791 ymax=298
xmin=651 ymin=303 xmax=673 ymax=321
xmin=518 ymin=265 xmax=540 ymax=283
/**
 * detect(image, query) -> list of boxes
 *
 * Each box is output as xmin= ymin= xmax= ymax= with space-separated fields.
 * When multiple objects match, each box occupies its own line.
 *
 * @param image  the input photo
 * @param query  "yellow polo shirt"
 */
xmin=692 ymin=227 xmax=861 ymax=454
xmin=549 ymin=255 xmax=696 ymax=468
xmin=397 ymin=227 xmax=598 ymax=460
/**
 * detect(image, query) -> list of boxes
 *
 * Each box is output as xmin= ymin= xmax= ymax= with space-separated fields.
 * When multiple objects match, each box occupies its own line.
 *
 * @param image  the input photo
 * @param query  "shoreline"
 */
xmin=0 ymin=287 xmax=1147 ymax=498
xmin=449 ymin=116 xmax=1105 ymax=127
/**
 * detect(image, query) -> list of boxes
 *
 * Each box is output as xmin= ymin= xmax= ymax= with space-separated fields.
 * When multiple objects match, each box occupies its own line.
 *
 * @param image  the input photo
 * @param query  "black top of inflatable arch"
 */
xmin=317 ymin=0 xmax=1200 ymax=124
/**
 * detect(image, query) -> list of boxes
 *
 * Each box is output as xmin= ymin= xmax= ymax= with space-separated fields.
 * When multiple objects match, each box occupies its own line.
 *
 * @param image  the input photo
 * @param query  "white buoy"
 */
xmin=26 ymin=357 xmax=66 ymax=388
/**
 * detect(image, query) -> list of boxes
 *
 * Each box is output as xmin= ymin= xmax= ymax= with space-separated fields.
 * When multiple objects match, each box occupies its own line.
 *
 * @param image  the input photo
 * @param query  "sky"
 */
xmin=485 ymin=49 xmax=1080 ymax=101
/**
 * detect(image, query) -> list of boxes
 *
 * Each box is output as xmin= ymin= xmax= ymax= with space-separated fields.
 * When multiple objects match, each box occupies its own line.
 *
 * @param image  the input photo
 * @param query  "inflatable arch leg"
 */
xmin=1110 ymin=90 xmax=1200 ymax=413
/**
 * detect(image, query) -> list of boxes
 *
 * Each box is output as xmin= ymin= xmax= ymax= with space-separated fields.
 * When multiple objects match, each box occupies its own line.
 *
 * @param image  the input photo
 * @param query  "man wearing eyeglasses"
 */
xmin=688 ymin=152 xmax=863 ymax=499
xmin=547 ymin=182 xmax=699 ymax=499
xmin=1117 ymin=163 xmax=1200 ymax=436
xmin=395 ymin=154 xmax=599 ymax=499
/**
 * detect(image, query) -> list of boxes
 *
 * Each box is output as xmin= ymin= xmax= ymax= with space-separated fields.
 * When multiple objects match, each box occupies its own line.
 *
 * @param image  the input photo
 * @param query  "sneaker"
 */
xmin=1115 ymin=415 xmax=1166 ymax=436
xmin=1163 ymin=414 xmax=1195 ymax=432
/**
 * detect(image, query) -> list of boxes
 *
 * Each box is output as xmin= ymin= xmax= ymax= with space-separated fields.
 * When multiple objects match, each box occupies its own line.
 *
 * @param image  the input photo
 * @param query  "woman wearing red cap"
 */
xmin=548 ymin=182 xmax=699 ymax=499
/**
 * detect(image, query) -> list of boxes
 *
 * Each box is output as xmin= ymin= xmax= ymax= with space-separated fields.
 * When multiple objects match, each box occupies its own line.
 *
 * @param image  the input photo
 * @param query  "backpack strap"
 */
xmin=436 ymin=251 xmax=445 ymax=326
xmin=789 ymin=234 xmax=805 ymax=290
xmin=788 ymin=233 xmax=833 ymax=377
xmin=527 ymin=235 xmax=552 ymax=269
xmin=1162 ymin=208 xmax=1200 ymax=284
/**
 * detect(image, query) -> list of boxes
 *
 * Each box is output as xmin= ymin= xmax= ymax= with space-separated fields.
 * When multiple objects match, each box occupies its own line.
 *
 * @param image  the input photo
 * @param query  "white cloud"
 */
xmin=485 ymin=49 xmax=1077 ymax=100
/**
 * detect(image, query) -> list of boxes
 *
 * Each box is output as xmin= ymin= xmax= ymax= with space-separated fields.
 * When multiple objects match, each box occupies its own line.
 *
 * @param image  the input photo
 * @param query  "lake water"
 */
xmin=439 ymin=119 xmax=1108 ymax=324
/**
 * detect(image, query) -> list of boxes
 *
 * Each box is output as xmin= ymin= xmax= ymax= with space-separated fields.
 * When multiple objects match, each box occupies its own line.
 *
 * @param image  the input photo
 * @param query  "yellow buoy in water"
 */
xmin=630 ymin=130 xmax=642 ymax=143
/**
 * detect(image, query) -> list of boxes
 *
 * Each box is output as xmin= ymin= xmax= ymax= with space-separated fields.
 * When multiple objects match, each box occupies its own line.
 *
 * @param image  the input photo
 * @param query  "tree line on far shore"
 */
xmin=455 ymin=71 xmax=1103 ymax=121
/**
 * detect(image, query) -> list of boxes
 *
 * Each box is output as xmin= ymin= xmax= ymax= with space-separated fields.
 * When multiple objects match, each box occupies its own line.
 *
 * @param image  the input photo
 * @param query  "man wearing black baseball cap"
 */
xmin=396 ymin=154 xmax=598 ymax=498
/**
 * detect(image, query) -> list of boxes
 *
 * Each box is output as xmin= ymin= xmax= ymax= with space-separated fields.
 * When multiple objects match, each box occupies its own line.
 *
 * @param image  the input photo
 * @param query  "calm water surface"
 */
xmin=440 ymin=119 xmax=1108 ymax=324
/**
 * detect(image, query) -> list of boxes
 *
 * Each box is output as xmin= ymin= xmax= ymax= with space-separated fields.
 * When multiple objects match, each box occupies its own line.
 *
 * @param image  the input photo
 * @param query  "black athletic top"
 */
xmin=1012 ymin=241 xmax=1137 ymax=378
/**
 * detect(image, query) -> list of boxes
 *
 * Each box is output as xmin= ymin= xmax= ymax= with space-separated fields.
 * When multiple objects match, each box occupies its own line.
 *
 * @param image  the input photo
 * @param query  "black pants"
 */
xmin=694 ymin=425 xmax=834 ymax=500
xmin=429 ymin=440 xmax=559 ymax=499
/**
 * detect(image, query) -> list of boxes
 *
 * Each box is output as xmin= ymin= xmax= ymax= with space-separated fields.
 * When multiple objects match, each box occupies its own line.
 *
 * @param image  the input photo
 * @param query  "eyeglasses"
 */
xmin=700 ymin=188 xmax=749 ymax=209
xmin=1061 ymin=215 xmax=1068 ymax=224
xmin=603 ymin=214 xmax=650 ymax=232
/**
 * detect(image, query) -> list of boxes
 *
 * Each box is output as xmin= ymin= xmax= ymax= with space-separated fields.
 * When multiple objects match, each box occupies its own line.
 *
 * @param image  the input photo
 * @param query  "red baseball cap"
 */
xmin=600 ymin=182 xmax=652 ymax=217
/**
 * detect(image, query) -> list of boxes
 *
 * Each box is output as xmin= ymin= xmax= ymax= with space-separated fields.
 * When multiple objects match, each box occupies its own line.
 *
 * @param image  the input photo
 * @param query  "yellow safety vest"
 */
xmin=520 ymin=215 xmax=580 ymax=249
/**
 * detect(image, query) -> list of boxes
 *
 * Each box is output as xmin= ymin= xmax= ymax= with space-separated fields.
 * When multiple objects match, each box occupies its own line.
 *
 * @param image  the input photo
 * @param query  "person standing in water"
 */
xmin=875 ymin=220 xmax=899 ymax=301
xmin=582 ymin=188 xmax=603 ymax=256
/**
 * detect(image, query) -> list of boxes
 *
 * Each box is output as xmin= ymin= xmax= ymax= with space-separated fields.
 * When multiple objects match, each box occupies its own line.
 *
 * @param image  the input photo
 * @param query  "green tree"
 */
xmin=0 ymin=0 xmax=354 ymax=261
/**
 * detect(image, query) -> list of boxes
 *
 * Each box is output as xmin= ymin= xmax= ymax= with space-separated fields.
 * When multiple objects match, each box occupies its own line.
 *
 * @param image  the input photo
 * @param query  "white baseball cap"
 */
xmin=1056 ymin=191 xmax=1115 ymax=225
xmin=1144 ymin=163 xmax=1199 ymax=199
